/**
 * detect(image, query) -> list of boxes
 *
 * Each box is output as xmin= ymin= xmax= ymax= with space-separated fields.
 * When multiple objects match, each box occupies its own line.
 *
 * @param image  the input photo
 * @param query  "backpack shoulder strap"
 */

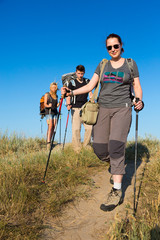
xmin=45 ymin=92 xmax=52 ymax=102
xmin=45 ymin=92 xmax=50 ymax=97
xmin=91 ymin=59 xmax=108 ymax=102
xmin=100 ymin=59 xmax=108 ymax=74
xmin=126 ymin=58 xmax=134 ymax=80
xmin=70 ymin=79 xmax=76 ymax=87
xmin=126 ymin=58 xmax=136 ymax=102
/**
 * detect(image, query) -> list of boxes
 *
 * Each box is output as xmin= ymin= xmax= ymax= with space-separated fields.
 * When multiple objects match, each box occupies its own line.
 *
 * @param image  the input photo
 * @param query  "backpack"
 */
xmin=40 ymin=95 xmax=45 ymax=119
xmin=61 ymin=72 xmax=89 ymax=87
xmin=61 ymin=72 xmax=90 ymax=104
xmin=62 ymin=72 xmax=76 ymax=86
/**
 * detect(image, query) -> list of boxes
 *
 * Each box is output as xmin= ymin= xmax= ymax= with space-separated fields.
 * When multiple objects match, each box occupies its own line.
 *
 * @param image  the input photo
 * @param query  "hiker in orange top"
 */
xmin=44 ymin=82 xmax=59 ymax=149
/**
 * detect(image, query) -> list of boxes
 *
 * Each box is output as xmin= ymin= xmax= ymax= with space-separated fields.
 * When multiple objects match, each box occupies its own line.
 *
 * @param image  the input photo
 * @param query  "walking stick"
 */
xmin=42 ymin=97 xmax=63 ymax=183
xmin=62 ymin=110 xmax=70 ymax=150
xmin=133 ymin=98 xmax=139 ymax=215
xmin=59 ymin=113 xmax=61 ymax=144
xmin=40 ymin=119 xmax=43 ymax=134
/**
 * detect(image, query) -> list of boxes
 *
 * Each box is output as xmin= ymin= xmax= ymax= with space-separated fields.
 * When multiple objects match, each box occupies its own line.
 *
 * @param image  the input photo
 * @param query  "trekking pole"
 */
xmin=42 ymin=97 xmax=64 ymax=183
xmin=133 ymin=98 xmax=139 ymax=215
xmin=59 ymin=113 xmax=61 ymax=144
xmin=40 ymin=119 xmax=43 ymax=134
xmin=62 ymin=110 xmax=70 ymax=150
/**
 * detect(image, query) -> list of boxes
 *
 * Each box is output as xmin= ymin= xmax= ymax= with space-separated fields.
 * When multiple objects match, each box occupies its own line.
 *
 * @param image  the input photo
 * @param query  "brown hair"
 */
xmin=76 ymin=65 xmax=85 ymax=72
xmin=106 ymin=33 xmax=124 ymax=54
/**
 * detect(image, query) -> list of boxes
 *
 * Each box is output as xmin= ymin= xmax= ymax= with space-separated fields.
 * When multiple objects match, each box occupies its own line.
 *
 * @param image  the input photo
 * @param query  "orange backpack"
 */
xmin=40 ymin=95 xmax=45 ymax=119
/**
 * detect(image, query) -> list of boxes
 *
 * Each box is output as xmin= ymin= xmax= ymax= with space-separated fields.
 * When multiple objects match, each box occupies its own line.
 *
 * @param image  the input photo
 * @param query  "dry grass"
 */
xmin=0 ymin=132 xmax=104 ymax=240
xmin=105 ymin=136 xmax=160 ymax=240
xmin=1 ymin=133 xmax=160 ymax=239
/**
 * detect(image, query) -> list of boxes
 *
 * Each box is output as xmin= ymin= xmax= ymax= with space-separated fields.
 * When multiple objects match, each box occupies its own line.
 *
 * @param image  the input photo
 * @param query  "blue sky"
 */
xmin=0 ymin=0 xmax=160 ymax=143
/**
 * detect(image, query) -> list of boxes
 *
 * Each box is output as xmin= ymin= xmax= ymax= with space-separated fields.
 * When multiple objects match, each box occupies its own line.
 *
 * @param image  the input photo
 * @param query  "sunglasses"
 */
xmin=107 ymin=44 xmax=120 ymax=51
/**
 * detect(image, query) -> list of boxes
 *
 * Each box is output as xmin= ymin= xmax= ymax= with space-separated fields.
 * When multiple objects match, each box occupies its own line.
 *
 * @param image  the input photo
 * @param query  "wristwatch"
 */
xmin=70 ymin=90 xmax=74 ymax=97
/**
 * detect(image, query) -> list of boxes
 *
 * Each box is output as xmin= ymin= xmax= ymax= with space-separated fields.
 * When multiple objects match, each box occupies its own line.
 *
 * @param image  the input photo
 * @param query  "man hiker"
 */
xmin=66 ymin=65 xmax=93 ymax=152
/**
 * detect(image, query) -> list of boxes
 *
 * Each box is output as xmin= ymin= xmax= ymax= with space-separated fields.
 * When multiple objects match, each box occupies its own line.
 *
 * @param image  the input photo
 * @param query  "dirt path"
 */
xmin=41 ymin=158 xmax=145 ymax=240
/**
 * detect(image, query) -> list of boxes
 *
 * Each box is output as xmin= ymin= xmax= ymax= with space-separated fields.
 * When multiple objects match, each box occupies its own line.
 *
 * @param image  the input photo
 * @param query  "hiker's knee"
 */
xmin=109 ymin=140 xmax=125 ymax=159
xmin=48 ymin=122 xmax=54 ymax=130
xmin=93 ymin=142 xmax=110 ymax=162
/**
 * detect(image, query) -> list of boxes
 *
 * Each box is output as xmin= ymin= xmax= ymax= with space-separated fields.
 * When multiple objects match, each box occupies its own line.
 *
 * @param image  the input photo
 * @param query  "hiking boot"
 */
xmin=100 ymin=188 xmax=123 ymax=211
xmin=110 ymin=175 xmax=114 ymax=185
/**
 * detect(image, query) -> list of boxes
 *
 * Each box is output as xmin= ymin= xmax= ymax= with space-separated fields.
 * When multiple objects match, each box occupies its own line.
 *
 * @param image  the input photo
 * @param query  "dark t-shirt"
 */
xmin=45 ymin=92 xmax=58 ymax=115
xmin=95 ymin=59 xmax=139 ymax=108
xmin=68 ymin=78 xmax=89 ymax=108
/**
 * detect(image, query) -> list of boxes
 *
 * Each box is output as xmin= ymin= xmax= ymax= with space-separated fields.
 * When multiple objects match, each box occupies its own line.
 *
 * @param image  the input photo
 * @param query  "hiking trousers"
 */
xmin=71 ymin=107 xmax=92 ymax=150
xmin=93 ymin=107 xmax=132 ymax=175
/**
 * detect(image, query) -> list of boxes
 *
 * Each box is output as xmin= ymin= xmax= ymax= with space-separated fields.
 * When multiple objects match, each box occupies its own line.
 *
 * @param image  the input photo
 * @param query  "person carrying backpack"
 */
xmin=44 ymin=82 xmax=59 ymax=149
xmin=65 ymin=65 xmax=93 ymax=152
xmin=61 ymin=33 xmax=144 ymax=211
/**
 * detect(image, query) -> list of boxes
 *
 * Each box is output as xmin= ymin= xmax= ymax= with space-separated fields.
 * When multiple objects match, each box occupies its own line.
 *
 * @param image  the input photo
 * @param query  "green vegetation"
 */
xmin=0 ymin=132 xmax=104 ymax=240
xmin=106 ymin=136 xmax=160 ymax=240
xmin=0 ymin=133 xmax=160 ymax=239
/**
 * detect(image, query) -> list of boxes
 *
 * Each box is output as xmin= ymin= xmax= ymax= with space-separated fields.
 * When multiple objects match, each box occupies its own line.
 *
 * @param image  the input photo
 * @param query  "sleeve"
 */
xmin=133 ymin=60 xmax=139 ymax=78
xmin=68 ymin=82 xmax=74 ymax=90
xmin=85 ymin=78 xmax=90 ymax=84
xmin=94 ymin=63 xmax=101 ymax=76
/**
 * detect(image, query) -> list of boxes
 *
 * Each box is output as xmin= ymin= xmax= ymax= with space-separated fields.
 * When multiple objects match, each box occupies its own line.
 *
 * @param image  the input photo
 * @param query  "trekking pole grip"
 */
xmin=61 ymin=85 xmax=72 ymax=99
xmin=134 ymin=97 xmax=144 ymax=112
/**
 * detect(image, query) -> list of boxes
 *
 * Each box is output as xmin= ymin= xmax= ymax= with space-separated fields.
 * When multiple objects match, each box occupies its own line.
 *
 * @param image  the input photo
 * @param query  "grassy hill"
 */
xmin=0 ymin=132 xmax=160 ymax=239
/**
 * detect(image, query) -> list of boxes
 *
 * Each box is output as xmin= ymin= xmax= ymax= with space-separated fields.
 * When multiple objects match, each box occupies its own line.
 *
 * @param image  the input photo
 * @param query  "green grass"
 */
xmin=0 ymin=132 xmax=105 ymax=240
xmin=0 ymin=132 xmax=160 ymax=239
xmin=105 ymin=136 xmax=160 ymax=240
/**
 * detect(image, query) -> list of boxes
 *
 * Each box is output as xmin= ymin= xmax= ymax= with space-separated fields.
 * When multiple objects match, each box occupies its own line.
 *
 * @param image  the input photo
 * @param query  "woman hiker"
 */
xmin=44 ymin=82 xmax=59 ymax=150
xmin=61 ymin=33 xmax=144 ymax=211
